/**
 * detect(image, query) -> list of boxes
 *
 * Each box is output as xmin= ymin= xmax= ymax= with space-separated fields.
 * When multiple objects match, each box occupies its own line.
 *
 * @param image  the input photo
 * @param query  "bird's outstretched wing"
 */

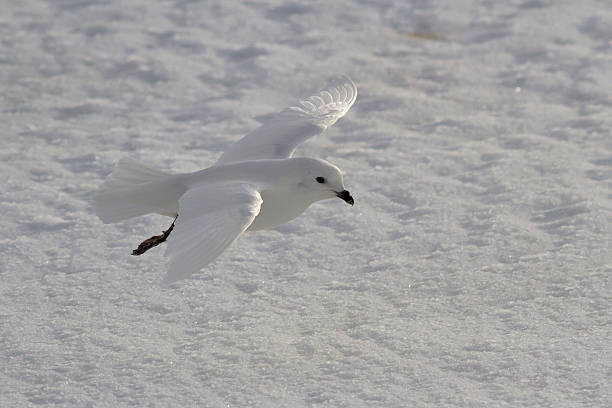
xmin=163 ymin=183 xmax=262 ymax=284
xmin=215 ymin=76 xmax=357 ymax=165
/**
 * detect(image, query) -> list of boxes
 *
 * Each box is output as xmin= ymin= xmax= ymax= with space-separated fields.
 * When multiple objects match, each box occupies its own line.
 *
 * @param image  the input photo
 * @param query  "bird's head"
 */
xmin=291 ymin=157 xmax=354 ymax=206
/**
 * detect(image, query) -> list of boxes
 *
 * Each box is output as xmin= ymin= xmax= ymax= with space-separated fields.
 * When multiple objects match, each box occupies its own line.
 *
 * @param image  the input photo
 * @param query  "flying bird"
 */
xmin=94 ymin=76 xmax=357 ymax=283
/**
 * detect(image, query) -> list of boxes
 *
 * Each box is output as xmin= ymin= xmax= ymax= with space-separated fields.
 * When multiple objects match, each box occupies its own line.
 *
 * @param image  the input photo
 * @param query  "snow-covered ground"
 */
xmin=2 ymin=0 xmax=611 ymax=406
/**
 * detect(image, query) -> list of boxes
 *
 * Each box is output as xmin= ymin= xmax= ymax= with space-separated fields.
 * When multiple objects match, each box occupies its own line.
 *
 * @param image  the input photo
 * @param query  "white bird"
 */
xmin=94 ymin=76 xmax=357 ymax=283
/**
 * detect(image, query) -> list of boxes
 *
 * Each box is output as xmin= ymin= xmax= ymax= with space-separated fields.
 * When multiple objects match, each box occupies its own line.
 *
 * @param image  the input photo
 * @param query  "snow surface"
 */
xmin=2 ymin=0 xmax=611 ymax=406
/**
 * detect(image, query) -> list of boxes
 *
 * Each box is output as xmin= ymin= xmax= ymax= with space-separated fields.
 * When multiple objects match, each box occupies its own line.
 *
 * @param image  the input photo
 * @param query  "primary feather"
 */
xmin=164 ymin=183 xmax=262 ymax=284
xmin=215 ymin=76 xmax=357 ymax=165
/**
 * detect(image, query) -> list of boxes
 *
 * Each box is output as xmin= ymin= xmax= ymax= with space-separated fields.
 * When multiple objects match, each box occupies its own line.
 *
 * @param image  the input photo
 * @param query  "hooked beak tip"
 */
xmin=336 ymin=190 xmax=354 ymax=206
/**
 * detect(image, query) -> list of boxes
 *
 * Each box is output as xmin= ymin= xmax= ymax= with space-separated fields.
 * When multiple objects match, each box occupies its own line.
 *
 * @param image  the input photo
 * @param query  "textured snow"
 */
xmin=1 ymin=0 xmax=611 ymax=406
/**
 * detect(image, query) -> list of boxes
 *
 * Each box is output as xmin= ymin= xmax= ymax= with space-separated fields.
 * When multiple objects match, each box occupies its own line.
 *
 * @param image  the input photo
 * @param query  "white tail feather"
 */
xmin=93 ymin=158 xmax=185 ymax=223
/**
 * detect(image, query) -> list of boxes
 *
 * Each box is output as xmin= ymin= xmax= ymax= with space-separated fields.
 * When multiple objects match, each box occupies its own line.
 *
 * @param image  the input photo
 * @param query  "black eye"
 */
xmin=315 ymin=177 xmax=326 ymax=184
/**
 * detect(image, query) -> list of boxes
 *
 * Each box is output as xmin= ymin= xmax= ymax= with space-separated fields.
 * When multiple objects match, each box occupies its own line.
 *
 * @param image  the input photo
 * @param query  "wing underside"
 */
xmin=215 ymin=76 xmax=357 ymax=165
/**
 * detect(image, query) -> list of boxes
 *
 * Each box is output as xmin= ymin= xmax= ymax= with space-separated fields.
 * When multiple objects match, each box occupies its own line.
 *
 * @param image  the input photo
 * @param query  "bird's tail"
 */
xmin=93 ymin=157 xmax=183 ymax=224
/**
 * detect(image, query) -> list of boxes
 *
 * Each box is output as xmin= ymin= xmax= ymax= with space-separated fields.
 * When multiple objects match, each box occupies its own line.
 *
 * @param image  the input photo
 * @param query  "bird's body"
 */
xmin=94 ymin=76 xmax=357 ymax=283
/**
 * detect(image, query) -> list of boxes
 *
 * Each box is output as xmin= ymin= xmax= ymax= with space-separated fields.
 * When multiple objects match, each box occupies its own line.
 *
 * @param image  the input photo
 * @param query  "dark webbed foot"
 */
xmin=131 ymin=217 xmax=176 ymax=256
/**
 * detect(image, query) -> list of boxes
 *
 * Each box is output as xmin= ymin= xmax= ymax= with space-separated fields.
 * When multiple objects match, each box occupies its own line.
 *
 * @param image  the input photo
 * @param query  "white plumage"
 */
xmin=215 ymin=75 xmax=357 ymax=164
xmin=94 ymin=76 xmax=357 ymax=283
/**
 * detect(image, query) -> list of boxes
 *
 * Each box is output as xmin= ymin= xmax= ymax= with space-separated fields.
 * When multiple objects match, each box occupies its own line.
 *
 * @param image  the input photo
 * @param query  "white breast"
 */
xmin=247 ymin=187 xmax=312 ymax=231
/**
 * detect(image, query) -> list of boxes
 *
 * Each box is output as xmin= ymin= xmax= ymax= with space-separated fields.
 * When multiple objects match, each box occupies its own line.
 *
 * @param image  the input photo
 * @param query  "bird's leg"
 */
xmin=131 ymin=216 xmax=177 ymax=256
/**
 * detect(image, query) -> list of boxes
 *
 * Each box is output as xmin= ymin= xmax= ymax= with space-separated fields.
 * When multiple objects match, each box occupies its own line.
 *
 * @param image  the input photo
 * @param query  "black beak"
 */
xmin=336 ymin=190 xmax=354 ymax=206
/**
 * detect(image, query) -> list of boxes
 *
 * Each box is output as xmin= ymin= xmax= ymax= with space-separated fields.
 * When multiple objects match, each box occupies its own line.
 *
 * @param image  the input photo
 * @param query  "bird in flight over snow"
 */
xmin=94 ymin=76 xmax=357 ymax=283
